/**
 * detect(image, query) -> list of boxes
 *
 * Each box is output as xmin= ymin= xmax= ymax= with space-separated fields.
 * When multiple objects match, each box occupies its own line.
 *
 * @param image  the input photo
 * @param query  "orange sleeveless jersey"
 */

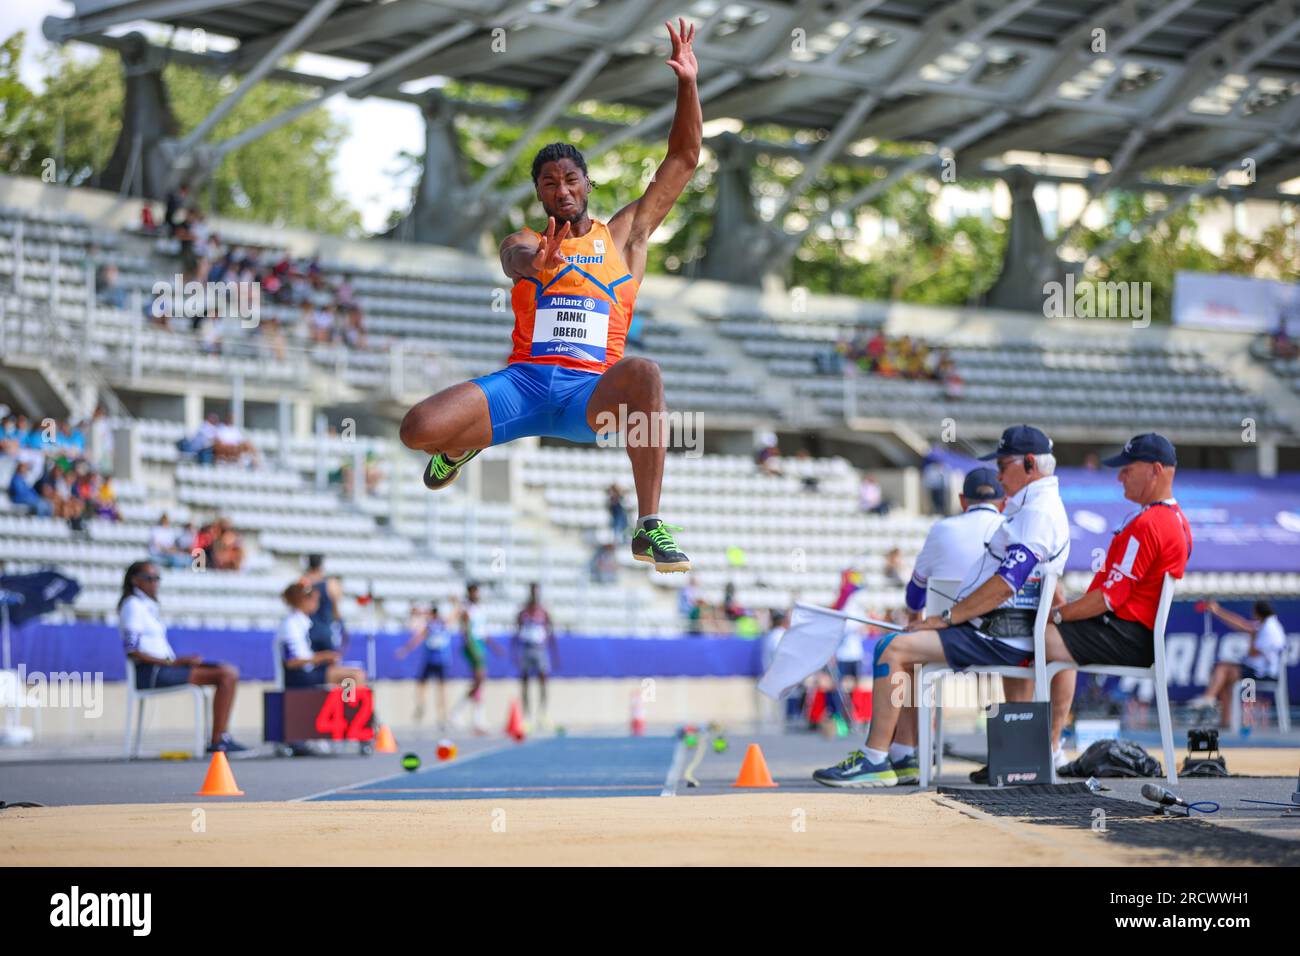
xmin=507 ymin=219 xmax=638 ymax=374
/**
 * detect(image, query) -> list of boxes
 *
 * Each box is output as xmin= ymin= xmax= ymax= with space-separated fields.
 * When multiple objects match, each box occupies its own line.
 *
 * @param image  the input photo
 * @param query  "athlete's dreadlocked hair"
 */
xmin=531 ymin=143 xmax=591 ymax=185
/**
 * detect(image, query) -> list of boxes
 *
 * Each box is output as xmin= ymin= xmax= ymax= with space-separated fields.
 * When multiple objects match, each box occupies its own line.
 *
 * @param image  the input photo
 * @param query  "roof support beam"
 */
xmin=174 ymin=0 xmax=343 ymax=159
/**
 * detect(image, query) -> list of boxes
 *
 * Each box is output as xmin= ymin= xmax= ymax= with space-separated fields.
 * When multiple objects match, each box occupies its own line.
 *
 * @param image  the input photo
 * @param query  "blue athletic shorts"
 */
xmin=470 ymin=362 xmax=601 ymax=445
xmin=937 ymin=623 xmax=1033 ymax=671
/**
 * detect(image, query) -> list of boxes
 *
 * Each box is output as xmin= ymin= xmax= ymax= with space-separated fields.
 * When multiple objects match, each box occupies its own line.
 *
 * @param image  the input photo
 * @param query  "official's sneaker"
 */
xmin=813 ymin=749 xmax=898 ymax=788
xmin=422 ymin=449 xmax=481 ymax=490
xmin=969 ymin=764 xmax=989 ymax=784
xmin=891 ymin=753 xmax=920 ymax=785
xmin=207 ymin=733 xmax=249 ymax=754
xmin=631 ymin=518 xmax=691 ymax=573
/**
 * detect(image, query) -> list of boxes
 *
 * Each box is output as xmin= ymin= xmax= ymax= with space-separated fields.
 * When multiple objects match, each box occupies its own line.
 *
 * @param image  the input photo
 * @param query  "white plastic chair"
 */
xmin=1229 ymin=663 xmax=1292 ymax=734
xmin=122 ymin=657 xmax=212 ymax=759
xmin=1046 ymin=573 xmax=1179 ymax=787
xmin=918 ymin=572 xmax=1055 ymax=787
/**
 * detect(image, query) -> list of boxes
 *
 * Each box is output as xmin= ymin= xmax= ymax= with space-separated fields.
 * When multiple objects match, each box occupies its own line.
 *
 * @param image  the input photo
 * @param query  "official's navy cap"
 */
xmin=1103 ymin=433 xmax=1177 ymax=467
xmin=978 ymin=425 xmax=1053 ymax=460
xmin=962 ymin=467 xmax=1004 ymax=501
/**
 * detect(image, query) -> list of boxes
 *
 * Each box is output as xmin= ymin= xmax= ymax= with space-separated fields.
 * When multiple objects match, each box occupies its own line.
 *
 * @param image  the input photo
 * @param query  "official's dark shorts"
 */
xmin=1239 ymin=662 xmax=1264 ymax=681
xmin=135 ymin=663 xmax=192 ymax=689
xmin=1058 ymin=612 xmax=1154 ymax=668
xmin=937 ymin=623 xmax=1033 ymax=671
xmin=836 ymin=659 xmax=861 ymax=679
xmin=284 ymin=666 xmax=330 ymax=688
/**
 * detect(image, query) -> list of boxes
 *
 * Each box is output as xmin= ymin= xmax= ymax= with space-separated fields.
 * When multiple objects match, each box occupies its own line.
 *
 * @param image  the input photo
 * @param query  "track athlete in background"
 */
xmin=399 ymin=19 xmax=702 ymax=573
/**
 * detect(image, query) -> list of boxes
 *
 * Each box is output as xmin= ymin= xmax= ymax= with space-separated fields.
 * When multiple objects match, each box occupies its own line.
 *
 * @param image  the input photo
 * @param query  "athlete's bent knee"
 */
xmin=399 ymin=406 xmax=432 ymax=451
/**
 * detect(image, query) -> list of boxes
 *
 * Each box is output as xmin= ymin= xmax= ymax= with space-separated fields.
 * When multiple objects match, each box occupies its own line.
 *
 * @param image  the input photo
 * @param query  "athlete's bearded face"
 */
xmin=536 ymin=159 xmax=590 ymax=224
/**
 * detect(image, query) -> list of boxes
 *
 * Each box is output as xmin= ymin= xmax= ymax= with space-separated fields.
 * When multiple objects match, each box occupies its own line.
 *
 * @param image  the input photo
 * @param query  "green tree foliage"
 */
xmin=1073 ymin=192 xmax=1299 ymax=324
xmin=1 ymin=31 xmax=360 ymax=235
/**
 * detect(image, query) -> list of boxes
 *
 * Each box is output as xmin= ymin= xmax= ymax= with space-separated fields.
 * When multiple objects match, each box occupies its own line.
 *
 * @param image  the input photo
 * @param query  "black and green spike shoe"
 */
xmin=422 ymin=449 xmax=481 ymax=491
xmin=630 ymin=518 xmax=691 ymax=573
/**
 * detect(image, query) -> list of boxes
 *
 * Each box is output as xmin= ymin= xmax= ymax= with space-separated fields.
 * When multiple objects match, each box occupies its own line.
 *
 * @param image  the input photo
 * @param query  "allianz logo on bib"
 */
xmin=548 ymin=294 xmax=599 ymax=310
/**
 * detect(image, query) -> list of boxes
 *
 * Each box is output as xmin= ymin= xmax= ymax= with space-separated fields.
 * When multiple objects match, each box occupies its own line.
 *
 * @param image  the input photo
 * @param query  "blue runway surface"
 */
xmin=309 ymin=735 xmax=681 ymax=801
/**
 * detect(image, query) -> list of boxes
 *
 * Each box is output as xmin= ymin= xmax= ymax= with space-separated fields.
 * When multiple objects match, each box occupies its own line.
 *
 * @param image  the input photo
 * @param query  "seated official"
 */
xmin=277 ymin=582 xmax=367 ymax=689
xmin=118 ymin=560 xmax=247 ymax=753
xmin=819 ymin=467 xmax=1007 ymax=787
xmin=1045 ymin=433 xmax=1192 ymax=749
xmin=815 ymin=426 xmax=1070 ymax=788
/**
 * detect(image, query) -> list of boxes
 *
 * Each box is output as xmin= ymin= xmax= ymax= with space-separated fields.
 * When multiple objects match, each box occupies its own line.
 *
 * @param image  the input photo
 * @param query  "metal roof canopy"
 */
xmin=43 ymin=0 xmax=1300 ymax=275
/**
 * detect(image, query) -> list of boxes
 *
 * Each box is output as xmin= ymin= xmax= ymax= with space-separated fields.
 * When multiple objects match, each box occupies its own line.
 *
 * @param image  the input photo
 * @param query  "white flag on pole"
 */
xmin=757 ymin=603 xmax=848 ymax=700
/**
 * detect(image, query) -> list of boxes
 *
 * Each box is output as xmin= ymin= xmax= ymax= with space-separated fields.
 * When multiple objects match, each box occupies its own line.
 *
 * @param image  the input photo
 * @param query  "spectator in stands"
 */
xmin=607 ymin=484 xmax=629 ymax=539
xmin=208 ymin=517 xmax=244 ymax=571
xmin=119 ymin=560 xmax=248 ymax=752
xmin=938 ymin=350 xmax=963 ymax=398
xmin=1189 ymin=600 xmax=1288 ymax=726
xmin=164 ymin=184 xmax=190 ymax=236
xmin=858 ymin=473 xmax=889 ymax=515
xmin=722 ymin=583 xmax=747 ymax=624
xmin=337 ymin=451 xmax=383 ymax=498
xmin=95 ymin=263 xmax=128 ymax=309
xmin=341 ymin=305 xmax=368 ymax=350
xmin=301 ymin=554 xmax=345 ymax=652
xmin=7 ymin=460 xmax=51 ymax=517
xmin=89 ymin=406 xmax=114 ymax=474
xmin=35 ymin=461 xmax=82 ymax=522
xmin=179 ymin=413 xmax=219 ymax=465
xmin=590 ymin=540 xmax=618 ymax=584
xmin=396 ymin=603 xmax=451 ymax=728
xmin=922 ymin=459 xmax=949 ymax=515
xmin=795 ymin=448 xmax=820 ymax=492
xmin=1045 ymin=433 xmax=1192 ymax=754
xmin=679 ymin=575 xmax=710 ymax=635
xmin=148 ymin=513 xmax=187 ymax=568
xmin=277 ymin=581 xmax=367 ymax=689
xmin=213 ymin=415 xmax=258 ymax=466
xmin=883 ymin=548 xmax=906 ymax=587
xmin=755 ymin=430 xmax=782 ymax=476
xmin=1082 ymin=452 xmax=1101 ymax=470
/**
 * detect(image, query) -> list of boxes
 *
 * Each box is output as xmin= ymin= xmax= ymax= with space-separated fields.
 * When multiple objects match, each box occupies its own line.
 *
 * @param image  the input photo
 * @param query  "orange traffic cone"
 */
xmin=506 ymin=699 xmax=526 ymax=742
xmin=196 ymin=751 xmax=245 ymax=796
xmin=731 ymin=743 xmax=778 ymax=788
xmin=630 ymin=692 xmax=645 ymax=737
xmin=374 ymin=724 xmax=398 ymax=753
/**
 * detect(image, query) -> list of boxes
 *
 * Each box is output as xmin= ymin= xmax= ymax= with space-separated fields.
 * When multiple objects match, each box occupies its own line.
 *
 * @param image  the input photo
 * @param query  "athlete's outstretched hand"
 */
xmin=531 ymin=216 xmax=570 ymax=273
xmin=665 ymin=18 xmax=697 ymax=82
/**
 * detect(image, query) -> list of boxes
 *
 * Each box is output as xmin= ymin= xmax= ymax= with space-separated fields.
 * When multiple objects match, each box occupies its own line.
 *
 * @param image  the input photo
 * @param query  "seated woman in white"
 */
xmin=277 ymin=582 xmax=367 ymax=689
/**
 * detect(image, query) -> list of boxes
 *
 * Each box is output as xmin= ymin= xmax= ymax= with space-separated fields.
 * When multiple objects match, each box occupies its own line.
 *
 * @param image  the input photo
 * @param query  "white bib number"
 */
xmin=531 ymin=293 xmax=610 ymax=363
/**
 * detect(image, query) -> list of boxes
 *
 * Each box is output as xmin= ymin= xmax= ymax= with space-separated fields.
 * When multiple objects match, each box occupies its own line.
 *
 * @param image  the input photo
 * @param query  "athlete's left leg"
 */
xmin=585 ymin=357 xmax=690 ymax=572
xmin=586 ymin=357 xmax=665 ymax=517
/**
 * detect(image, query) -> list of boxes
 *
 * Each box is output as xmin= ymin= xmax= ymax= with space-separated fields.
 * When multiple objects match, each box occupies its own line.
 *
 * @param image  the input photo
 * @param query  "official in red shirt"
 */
xmin=1045 ymin=433 xmax=1192 ymax=749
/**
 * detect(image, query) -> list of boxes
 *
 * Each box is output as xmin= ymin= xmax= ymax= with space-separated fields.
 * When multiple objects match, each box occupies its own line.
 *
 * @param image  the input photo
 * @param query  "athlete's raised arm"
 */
xmin=500 ymin=216 xmax=571 ymax=280
xmin=608 ymin=18 xmax=701 ymax=284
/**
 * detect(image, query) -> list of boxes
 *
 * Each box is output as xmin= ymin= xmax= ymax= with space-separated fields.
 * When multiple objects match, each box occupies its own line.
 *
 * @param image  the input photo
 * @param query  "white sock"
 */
xmin=865 ymin=747 xmax=889 ymax=765
xmin=889 ymin=743 xmax=915 ymax=761
xmin=639 ymin=514 xmax=661 ymax=529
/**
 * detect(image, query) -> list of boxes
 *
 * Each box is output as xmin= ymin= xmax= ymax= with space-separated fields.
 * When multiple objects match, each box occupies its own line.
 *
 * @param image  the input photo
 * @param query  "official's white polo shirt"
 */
xmin=908 ymin=503 xmax=1005 ymax=608
xmin=955 ymin=475 xmax=1071 ymax=651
